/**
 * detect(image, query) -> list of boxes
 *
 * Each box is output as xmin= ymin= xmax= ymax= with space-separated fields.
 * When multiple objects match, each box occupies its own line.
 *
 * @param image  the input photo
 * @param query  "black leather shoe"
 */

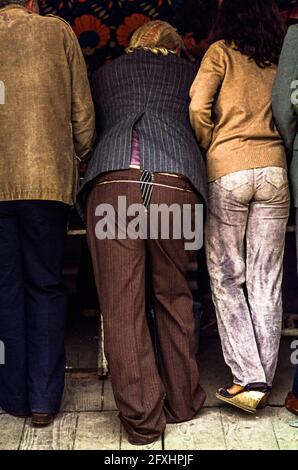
xmin=31 ymin=413 xmax=55 ymax=427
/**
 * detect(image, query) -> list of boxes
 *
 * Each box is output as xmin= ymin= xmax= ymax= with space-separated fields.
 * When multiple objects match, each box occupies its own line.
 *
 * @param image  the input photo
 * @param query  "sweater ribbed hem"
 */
xmin=0 ymin=190 xmax=73 ymax=206
xmin=207 ymin=148 xmax=287 ymax=182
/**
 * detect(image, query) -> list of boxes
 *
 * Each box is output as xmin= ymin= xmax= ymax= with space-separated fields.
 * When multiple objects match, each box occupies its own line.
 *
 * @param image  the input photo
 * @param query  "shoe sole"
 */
xmin=216 ymin=393 xmax=256 ymax=413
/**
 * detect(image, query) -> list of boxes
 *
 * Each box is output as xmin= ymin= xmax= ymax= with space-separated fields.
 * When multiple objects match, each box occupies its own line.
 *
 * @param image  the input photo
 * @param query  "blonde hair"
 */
xmin=126 ymin=20 xmax=184 ymax=56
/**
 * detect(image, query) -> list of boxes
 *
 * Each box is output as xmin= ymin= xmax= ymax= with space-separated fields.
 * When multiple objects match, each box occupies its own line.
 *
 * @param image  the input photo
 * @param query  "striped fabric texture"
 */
xmin=77 ymin=48 xmax=207 ymax=217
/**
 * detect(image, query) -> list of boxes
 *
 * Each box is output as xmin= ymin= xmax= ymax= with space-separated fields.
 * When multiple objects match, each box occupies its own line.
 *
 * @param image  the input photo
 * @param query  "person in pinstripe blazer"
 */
xmin=78 ymin=21 xmax=207 ymax=445
xmin=77 ymin=26 xmax=207 ymax=212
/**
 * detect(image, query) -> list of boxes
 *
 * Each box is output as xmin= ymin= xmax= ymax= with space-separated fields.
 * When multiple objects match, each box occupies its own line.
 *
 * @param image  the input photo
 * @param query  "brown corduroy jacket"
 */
xmin=0 ymin=5 xmax=96 ymax=205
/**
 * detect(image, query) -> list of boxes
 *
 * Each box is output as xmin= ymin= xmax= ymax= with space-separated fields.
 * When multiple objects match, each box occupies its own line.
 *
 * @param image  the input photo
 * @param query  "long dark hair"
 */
xmin=211 ymin=0 xmax=286 ymax=67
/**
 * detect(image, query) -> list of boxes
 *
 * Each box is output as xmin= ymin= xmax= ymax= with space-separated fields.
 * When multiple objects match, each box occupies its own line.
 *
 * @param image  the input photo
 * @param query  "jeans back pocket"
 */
xmin=265 ymin=167 xmax=288 ymax=190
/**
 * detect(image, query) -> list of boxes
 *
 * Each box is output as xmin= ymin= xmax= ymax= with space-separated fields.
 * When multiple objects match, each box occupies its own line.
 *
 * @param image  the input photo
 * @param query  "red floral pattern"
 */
xmin=73 ymin=15 xmax=111 ymax=56
xmin=116 ymin=14 xmax=150 ymax=48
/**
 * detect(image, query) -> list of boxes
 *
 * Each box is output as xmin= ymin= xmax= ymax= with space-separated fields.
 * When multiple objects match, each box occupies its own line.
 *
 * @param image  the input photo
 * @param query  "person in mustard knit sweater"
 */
xmin=189 ymin=0 xmax=290 ymax=413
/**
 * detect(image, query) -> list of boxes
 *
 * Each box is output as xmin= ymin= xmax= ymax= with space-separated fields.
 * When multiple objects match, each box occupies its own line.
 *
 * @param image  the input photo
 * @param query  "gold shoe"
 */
xmin=257 ymin=391 xmax=271 ymax=409
xmin=216 ymin=389 xmax=266 ymax=413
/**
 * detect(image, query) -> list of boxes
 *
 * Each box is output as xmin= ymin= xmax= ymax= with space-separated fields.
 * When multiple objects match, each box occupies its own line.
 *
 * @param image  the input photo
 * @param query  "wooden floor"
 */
xmin=1 ymin=376 xmax=297 ymax=451
xmin=1 ymin=328 xmax=298 ymax=450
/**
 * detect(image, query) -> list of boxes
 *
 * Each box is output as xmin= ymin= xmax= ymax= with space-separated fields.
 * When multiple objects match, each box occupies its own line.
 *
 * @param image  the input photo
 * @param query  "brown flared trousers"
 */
xmin=87 ymin=169 xmax=206 ymax=444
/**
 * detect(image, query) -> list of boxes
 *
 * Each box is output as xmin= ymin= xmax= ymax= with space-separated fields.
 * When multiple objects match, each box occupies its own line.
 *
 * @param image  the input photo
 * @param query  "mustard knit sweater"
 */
xmin=189 ymin=40 xmax=287 ymax=182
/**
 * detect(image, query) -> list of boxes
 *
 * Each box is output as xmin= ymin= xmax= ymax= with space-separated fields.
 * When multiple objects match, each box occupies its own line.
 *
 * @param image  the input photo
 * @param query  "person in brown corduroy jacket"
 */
xmin=0 ymin=0 xmax=95 ymax=427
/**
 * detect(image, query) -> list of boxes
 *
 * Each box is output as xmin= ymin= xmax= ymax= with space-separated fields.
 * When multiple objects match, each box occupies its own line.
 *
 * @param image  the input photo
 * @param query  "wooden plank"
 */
xmin=164 ymin=409 xmax=226 ymax=450
xmin=67 ymin=230 xmax=86 ymax=236
xmin=121 ymin=426 xmax=163 ymax=450
xmin=282 ymin=328 xmax=298 ymax=336
xmin=61 ymin=373 xmax=103 ymax=412
xmin=0 ymin=415 xmax=25 ymax=450
xmin=221 ymin=407 xmax=279 ymax=450
xmin=102 ymin=379 xmax=117 ymax=411
xmin=74 ymin=411 xmax=120 ymax=450
xmin=98 ymin=314 xmax=109 ymax=377
xmin=269 ymin=407 xmax=298 ymax=450
xmin=20 ymin=413 xmax=77 ymax=450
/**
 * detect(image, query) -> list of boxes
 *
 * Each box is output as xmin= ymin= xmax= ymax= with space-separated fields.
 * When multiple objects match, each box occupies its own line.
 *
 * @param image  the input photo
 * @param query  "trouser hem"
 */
xmin=0 ymin=399 xmax=31 ymax=417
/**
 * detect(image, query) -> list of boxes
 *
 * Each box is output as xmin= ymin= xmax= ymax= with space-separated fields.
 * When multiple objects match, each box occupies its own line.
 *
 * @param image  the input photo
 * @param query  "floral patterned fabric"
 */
xmin=39 ymin=1 xmax=297 ymax=71
xmin=39 ymin=0 xmax=185 ymax=71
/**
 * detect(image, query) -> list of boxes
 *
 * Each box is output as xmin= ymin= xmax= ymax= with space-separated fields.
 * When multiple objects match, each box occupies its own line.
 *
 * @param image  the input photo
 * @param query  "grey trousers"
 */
xmin=206 ymin=167 xmax=290 ymax=387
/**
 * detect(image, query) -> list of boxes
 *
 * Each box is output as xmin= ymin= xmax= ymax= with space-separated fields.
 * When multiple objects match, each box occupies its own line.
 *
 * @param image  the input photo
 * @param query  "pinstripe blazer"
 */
xmin=77 ymin=49 xmax=207 ymax=215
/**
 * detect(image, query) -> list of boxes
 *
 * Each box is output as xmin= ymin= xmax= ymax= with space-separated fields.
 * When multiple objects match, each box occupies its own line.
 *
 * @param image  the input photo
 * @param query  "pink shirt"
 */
xmin=130 ymin=129 xmax=141 ymax=168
